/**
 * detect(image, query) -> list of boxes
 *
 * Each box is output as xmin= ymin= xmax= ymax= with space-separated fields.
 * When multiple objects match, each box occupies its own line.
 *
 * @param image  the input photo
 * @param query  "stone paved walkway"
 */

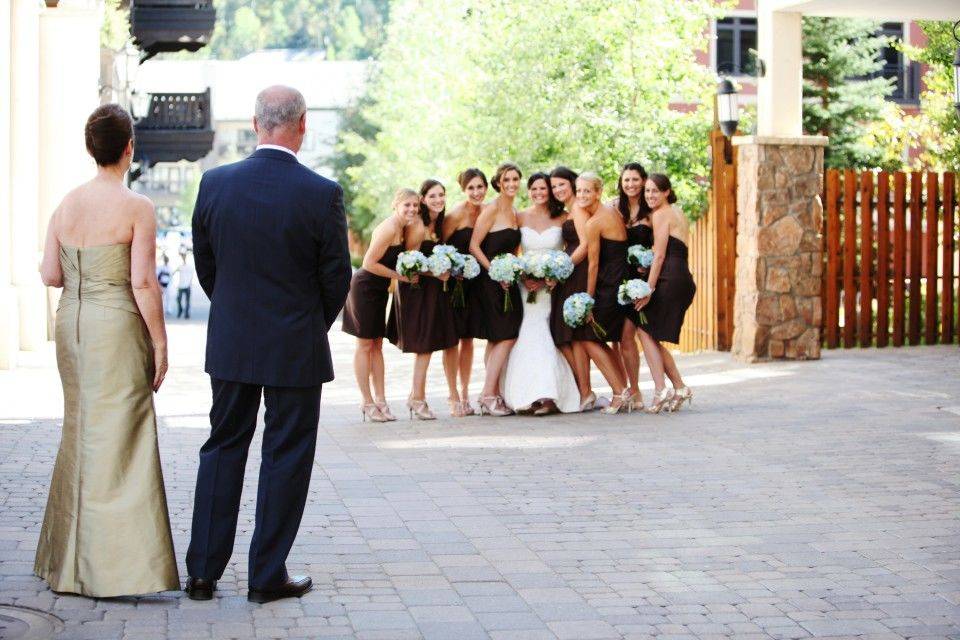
xmin=1 ymin=323 xmax=958 ymax=640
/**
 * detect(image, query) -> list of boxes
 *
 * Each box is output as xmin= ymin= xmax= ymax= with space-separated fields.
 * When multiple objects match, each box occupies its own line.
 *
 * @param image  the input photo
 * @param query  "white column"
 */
xmin=0 ymin=2 xmax=17 ymax=369
xmin=40 ymin=4 xmax=102 ymax=338
xmin=757 ymin=7 xmax=803 ymax=137
xmin=10 ymin=0 xmax=45 ymax=353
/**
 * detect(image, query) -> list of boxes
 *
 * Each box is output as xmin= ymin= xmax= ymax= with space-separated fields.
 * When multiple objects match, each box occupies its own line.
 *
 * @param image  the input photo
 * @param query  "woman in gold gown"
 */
xmin=34 ymin=104 xmax=179 ymax=597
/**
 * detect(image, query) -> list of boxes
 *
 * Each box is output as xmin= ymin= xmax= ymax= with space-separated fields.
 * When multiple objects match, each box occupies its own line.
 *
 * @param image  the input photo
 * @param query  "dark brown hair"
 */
xmin=548 ymin=166 xmax=579 ymax=205
xmin=419 ymin=179 xmax=446 ymax=233
xmin=647 ymin=173 xmax=678 ymax=204
xmin=617 ymin=162 xmax=651 ymax=224
xmin=490 ymin=162 xmax=522 ymax=193
xmin=457 ymin=167 xmax=487 ymax=190
xmin=85 ymin=104 xmax=133 ymax=167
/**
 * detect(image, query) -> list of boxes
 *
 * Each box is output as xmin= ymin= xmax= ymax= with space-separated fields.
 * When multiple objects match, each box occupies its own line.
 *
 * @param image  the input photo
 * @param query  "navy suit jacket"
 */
xmin=192 ymin=148 xmax=352 ymax=387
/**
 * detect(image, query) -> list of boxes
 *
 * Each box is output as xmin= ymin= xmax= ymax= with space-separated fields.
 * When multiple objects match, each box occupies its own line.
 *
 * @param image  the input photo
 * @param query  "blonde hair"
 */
xmin=391 ymin=188 xmax=419 ymax=209
xmin=577 ymin=172 xmax=603 ymax=192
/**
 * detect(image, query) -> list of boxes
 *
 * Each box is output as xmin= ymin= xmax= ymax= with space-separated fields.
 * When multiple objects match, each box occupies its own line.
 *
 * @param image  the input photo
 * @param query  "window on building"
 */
xmin=877 ymin=22 xmax=919 ymax=104
xmin=716 ymin=17 xmax=757 ymax=77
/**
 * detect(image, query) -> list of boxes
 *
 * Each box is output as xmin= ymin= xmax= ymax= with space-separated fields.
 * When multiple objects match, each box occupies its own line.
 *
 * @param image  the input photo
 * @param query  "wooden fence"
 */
xmin=822 ymin=169 xmax=958 ymax=348
xmin=677 ymin=127 xmax=737 ymax=352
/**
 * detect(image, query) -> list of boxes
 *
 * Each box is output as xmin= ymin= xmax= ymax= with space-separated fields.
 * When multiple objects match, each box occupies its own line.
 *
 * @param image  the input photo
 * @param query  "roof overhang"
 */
xmin=763 ymin=0 xmax=959 ymax=20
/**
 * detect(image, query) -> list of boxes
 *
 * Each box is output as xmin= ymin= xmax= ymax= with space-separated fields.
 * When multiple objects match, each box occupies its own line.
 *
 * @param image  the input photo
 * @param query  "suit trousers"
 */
xmin=186 ymin=378 xmax=321 ymax=589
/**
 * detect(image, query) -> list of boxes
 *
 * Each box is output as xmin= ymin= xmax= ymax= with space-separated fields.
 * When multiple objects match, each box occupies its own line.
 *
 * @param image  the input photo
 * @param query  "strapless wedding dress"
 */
xmin=501 ymin=226 xmax=580 ymax=413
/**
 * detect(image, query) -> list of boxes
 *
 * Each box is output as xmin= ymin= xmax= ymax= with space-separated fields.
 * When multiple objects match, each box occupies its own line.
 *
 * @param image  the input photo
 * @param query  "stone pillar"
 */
xmin=10 ymin=0 xmax=45 ymax=353
xmin=731 ymin=135 xmax=828 ymax=362
xmin=40 ymin=3 xmax=102 ymax=337
xmin=0 ymin=2 xmax=17 ymax=369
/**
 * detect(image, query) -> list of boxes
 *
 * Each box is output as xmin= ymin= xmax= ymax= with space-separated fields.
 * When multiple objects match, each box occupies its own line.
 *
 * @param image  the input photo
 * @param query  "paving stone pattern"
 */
xmin=0 ymin=324 xmax=958 ymax=639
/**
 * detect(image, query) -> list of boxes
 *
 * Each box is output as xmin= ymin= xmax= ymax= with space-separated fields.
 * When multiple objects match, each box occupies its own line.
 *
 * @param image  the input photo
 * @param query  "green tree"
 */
xmin=902 ymin=21 xmax=960 ymax=171
xmin=802 ymin=17 xmax=894 ymax=168
xmin=339 ymin=0 xmax=721 ymax=238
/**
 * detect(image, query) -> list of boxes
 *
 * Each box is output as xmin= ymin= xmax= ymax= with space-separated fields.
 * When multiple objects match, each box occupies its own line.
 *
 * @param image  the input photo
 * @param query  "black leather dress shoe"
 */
xmin=184 ymin=576 xmax=216 ymax=601
xmin=248 ymin=575 xmax=312 ymax=604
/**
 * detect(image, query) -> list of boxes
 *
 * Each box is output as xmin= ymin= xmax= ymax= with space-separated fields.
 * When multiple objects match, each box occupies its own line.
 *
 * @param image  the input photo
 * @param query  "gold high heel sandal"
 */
xmin=579 ymin=391 xmax=597 ymax=412
xmin=645 ymin=387 xmax=675 ymax=414
xmin=375 ymin=400 xmax=397 ymax=421
xmin=407 ymin=398 xmax=435 ymax=420
xmin=668 ymin=386 xmax=693 ymax=412
xmin=361 ymin=403 xmax=389 ymax=423
xmin=629 ymin=391 xmax=645 ymax=413
xmin=478 ymin=395 xmax=511 ymax=417
xmin=601 ymin=390 xmax=635 ymax=415
xmin=448 ymin=397 xmax=467 ymax=418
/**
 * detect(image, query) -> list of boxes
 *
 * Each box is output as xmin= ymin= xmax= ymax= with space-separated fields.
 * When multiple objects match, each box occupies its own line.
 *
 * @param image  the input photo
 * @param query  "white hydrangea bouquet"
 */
xmin=488 ymin=253 xmax=524 ymax=313
xmin=617 ymin=278 xmax=651 ymax=324
xmin=519 ymin=251 xmax=549 ymax=303
xmin=627 ymin=245 xmax=655 ymax=269
xmin=563 ymin=292 xmax=607 ymax=340
xmin=428 ymin=244 xmax=458 ymax=292
xmin=395 ymin=250 xmax=428 ymax=288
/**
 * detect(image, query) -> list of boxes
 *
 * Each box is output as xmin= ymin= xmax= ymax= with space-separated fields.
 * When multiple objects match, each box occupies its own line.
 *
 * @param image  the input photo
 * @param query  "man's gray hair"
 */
xmin=254 ymin=86 xmax=307 ymax=132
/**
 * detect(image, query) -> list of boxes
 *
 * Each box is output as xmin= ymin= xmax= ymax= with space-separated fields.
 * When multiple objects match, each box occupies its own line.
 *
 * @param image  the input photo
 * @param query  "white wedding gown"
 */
xmin=501 ymin=226 xmax=580 ymax=413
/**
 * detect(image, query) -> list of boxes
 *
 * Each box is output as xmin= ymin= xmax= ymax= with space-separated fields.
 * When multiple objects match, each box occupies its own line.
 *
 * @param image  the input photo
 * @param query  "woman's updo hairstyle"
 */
xmin=457 ymin=167 xmax=488 ymax=190
xmin=490 ymin=162 xmax=522 ymax=193
xmin=84 ymin=104 xmax=134 ymax=167
xmin=391 ymin=188 xmax=419 ymax=209
xmin=648 ymin=173 xmax=678 ymax=204
xmin=577 ymin=171 xmax=603 ymax=194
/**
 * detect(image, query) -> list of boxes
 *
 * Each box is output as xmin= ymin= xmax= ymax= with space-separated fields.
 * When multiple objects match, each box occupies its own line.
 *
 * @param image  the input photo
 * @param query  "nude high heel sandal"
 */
xmin=375 ymin=400 xmax=397 ymax=421
xmin=361 ymin=403 xmax=389 ymax=423
xmin=645 ymin=387 xmax=675 ymax=414
xmin=601 ymin=390 xmax=635 ymax=415
xmin=478 ymin=395 xmax=511 ymax=417
xmin=668 ymin=386 xmax=693 ymax=412
xmin=407 ymin=398 xmax=436 ymax=420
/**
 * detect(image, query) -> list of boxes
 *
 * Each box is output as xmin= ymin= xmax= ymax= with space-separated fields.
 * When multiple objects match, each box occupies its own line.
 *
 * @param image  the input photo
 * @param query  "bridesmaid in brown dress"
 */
xmin=441 ymin=168 xmax=488 ymax=417
xmin=547 ymin=166 xmax=596 ymax=410
xmin=387 ymin=179 xmax=458 ymax=419
xmin=577 ymin=173 xmax=632 ymax=414
xmin=609 ymin=162 xmax=651 ymax=409
xmin=343 ymin=188 xmax=419 ymax=423
xmin=635 ymin=173 xmax=696 ymax=414
xmin=469 ymin=162 xmax=523 ymax=416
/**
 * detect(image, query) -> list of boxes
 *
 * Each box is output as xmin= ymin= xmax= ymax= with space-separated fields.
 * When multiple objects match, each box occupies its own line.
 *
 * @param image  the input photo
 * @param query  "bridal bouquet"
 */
xmin=563 ymin=292 xmax=607 ymax=340
xmin=488 ymin=253 xmax=524 ymax=313
xmin=627 ymin=245 xmax=655 ymax=269
xmin=396 ymin=250 xmax=428 ymax=288
xmin=519 ymin=252 xmax=549 ymax=303
xmin=448 ymin=251 xmax=480 ymax=308
xmin=617 ymin=278 xmax=652 ymax=324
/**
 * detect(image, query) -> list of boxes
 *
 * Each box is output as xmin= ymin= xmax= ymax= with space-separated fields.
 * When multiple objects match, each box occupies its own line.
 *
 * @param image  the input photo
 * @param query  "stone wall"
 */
xmin=731 ymin=137 xmax=826 ymax=361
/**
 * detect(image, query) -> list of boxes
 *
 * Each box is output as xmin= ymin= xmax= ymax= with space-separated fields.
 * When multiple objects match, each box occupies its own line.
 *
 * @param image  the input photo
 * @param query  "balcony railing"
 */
xmin=132 ymin=89 xmax=215 ymax=182
xmin=129 ymin=0 xmax=216 ymax=62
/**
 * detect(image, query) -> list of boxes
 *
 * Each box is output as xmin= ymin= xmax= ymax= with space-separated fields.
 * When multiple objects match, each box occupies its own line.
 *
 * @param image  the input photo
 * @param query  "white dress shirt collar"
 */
xmin=255 ymin=144 xmax=298 ymax=160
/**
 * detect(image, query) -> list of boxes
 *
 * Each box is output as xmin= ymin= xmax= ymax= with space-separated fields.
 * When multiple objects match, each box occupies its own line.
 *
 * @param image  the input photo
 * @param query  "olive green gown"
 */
xmin=34 ymin=243 xmax=180 ymax=597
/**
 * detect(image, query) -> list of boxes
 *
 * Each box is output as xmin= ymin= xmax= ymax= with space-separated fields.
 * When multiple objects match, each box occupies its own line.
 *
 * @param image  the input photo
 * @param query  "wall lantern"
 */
xmin=717 ymin=78 xmax=739 ymax=138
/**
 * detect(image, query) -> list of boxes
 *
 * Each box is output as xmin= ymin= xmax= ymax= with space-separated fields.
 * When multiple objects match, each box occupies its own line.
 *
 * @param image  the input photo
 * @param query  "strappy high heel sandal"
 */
xmin=407 ymin=398 xmax=436 ymax=420
xmin=578 ymin=391 xmax=597 ymax=412
xmin=629 ymin=391 xmax=645 ymax=413
xmin=668 ymin=386 xmax=693 ymax=412
xmin=645 ymin=387 xmax=674 ymax=414
xmin=374 ymin=400 xmax=397 ymax=421
xmin=478 ymin=395 xmax=511 ymax=416
xmin=461 ymin=400 xmax=476 ymax=416
xmin=601 ymin=390 xmax=635 ymax=415
xmin=361 ymin=403 xmax=389 ymax=423
xmin=448 ymin=397 xmax=467 ymax=418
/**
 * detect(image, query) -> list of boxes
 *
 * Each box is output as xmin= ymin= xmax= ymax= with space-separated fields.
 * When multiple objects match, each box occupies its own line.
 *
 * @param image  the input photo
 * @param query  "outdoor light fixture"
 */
xmin=717 ymin=78 xmax=739 ymax=138
xmin=953 ymin=20 xmax=960 ymax=118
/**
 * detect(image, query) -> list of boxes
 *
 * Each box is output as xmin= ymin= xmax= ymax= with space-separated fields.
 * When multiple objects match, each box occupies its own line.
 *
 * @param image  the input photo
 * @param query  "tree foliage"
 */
xmin=201 ymin=0 xmax=390 ymax=60
xmin=901 ymin=21 xmax=960 ymax=171
xmin=802 ymin=17 xmax=894 ymax=169
xmin=338 ymin=0 xmax=722 ymax=237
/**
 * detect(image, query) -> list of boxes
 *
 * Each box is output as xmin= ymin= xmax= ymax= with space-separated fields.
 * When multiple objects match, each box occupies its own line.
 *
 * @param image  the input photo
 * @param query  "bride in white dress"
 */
xmin=501 ymin=173 xmax=580 ymax=414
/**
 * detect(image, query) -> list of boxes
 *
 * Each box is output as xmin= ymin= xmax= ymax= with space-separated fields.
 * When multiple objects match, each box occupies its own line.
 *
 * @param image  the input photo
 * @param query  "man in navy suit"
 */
xmin=185 ymin=86 xmax=351 ymax=603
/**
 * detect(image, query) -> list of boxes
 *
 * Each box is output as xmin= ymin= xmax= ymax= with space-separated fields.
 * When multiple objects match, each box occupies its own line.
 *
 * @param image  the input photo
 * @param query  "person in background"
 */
xmin=175 ymin=250 xmax=194 ymax=319
xmin=157 ymin=253 xmax=172 ymax=315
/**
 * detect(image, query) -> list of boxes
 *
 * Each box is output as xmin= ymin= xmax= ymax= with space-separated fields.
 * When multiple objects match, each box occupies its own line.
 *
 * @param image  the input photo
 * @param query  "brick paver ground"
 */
xmin=1 ymin=321 xmax=958 ymax=639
